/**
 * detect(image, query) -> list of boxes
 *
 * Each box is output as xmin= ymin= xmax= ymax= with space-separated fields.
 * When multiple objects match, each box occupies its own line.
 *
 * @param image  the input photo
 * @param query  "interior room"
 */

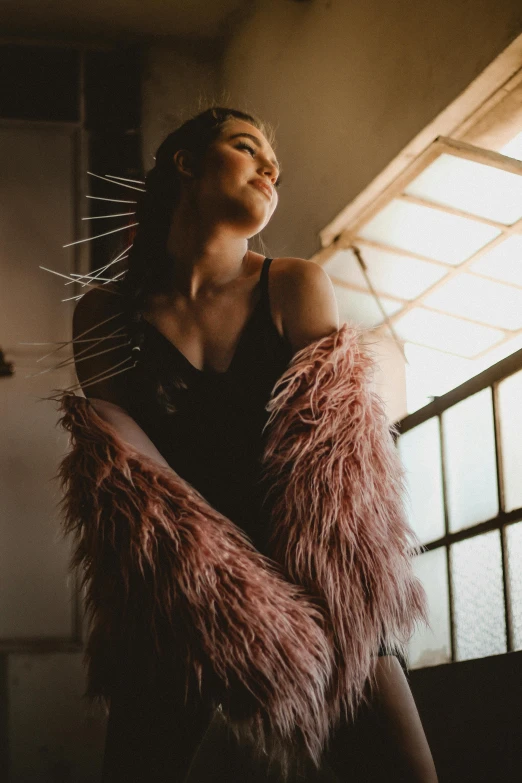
xmin=1 ymin=1 xmax=522 ymax=780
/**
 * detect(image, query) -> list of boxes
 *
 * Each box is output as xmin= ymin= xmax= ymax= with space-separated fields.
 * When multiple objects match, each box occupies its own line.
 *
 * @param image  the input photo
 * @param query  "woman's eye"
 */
xmin=237 ymin=142 xmax=256 ymax=156
xmin=237 ymin=142 xmax=282 ymax=188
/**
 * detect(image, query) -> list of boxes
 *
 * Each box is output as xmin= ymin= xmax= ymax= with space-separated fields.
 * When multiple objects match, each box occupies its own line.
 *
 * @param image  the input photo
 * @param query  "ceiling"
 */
xmin=0 ymin=0 xmax=248 ymax=43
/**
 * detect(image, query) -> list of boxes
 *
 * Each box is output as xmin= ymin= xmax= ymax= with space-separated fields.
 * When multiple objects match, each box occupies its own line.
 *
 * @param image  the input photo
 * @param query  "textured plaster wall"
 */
xmin=141 ymin=40 xmax=222 ymax=172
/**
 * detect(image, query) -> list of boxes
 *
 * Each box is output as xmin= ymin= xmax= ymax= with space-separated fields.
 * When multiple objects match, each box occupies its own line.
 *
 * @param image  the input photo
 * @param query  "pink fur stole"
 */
xmin=261 ymin=323 xmax=428 ymax=724
xmin=57 ymin=322 xmax=428 ymax=776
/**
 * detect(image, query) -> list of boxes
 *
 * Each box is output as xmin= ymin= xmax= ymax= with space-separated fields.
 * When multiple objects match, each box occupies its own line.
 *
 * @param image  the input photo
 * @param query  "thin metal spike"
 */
xmin=112 ymin=243 xmax=134 ymax=263
xmin=82 ymin=212 xmax=136 ymax=220
xmin=65 ymin=356 xmax=136 ymax=391
xmin=62 ymin=294 xmax=85 ymax=302
xmin=87 ymin=171 xmax=145 ymax=193
xmin=69 ymin=260 xmax=120 ymax=287
xmin=40 ymin=266 xmax=85 ymax=285
xmin=82 ymin=258 xmax=128 ymax=288
xmin=69 ymin=273 xmax=114 ymax=282
xmin=26 ymin=341 xmax=130 ymax=379
xmin=66 ymin=360 xmax=137 ymax=393
xmin=64 ymin=260 xmax=116 ymax=287
xmin=73 ymin=311 xmax=124 ymax=339
xmin=86 ymin=195 xmax=137 ymax=204
xmin=68 ymin=326 xmax=127 ymax=362
xmin=20 ymin=335 xmax=126 ymax=346
xmin=102 ymin=270 xmax=126 ymax=284
xmin=62 ymin=222 xmax=139 ymax=248
xmin=54 ymin=340 xmax=131 ymax=372
xmin=40 ymin=265 xmax=122 ymax=291
xmin=104 ymin=175 xmax=145 ymax=185
xmin=35 ymin=326 xmax=125 ymax=363
xmin=35 ymin=313 xmax=124 ymax=362
xmin=63 ymin=244 xmax=132 ymax=287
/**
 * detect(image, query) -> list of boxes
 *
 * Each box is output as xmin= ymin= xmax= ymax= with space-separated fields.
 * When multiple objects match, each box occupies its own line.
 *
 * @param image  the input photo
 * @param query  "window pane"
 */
xmin=404 ymin=153 xmax=522 ymax=225
xmin=398 ymin=418 xmax=445 ymax=544
xmin=442 ymin=388 xmax=499 ymax=532
xmin=423 ymin=272 xmax=522 ymax=330
xmin=497 ymin=370 xmax=522 ymax=513
xmin=506 ymin=522 xmax=522 ymax=650
xmin=451 ymin=531 xmax=507 ymax=661
xmin=470 ymin=235 xmax=522 ymax=286
xmin=359 ymin=200 xmax=501 ymax=264
xmin=323 ymin=246 xmax=448 ymax=300
xmin=500 ymin=131 xmax=522 ymax=161
xmin=408 ymin=548 xmax=451 ymax=669
xmin=395 ymin=308 xmax=503 ymax=358
xmin=333 ymin=285 xmax=402 ymax=328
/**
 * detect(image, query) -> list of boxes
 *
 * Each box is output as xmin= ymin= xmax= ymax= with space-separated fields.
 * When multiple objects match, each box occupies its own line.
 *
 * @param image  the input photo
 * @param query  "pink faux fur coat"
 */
xmin=57 ymin=322 xmax=428 ymax=776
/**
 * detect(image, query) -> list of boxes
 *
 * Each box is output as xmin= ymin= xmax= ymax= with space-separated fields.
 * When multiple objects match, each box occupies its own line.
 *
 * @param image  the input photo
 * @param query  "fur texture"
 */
xmin=56 ymin=322 xmax=428 ymax=776
xmin=58 ymin=394 xmax=333 ymax=777
xmin=261 ymin=322 xmax=428 ymax=725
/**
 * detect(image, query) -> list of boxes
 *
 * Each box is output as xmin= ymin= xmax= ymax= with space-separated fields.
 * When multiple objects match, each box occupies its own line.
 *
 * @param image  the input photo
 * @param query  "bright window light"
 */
xmin=395 ymin=307 xmax=503 ymax=357
xmin=500 ymin=130 xmax=522 ymax=160
xmin=359 ymin=199 xmax=501 ymax=264
xmin=323 ymin=246 xmax=448 ymax=299
xmin=422 ymin=272 xmax=522 ymax=330
xmin=404 ymin=153 xmax=522 ymax=224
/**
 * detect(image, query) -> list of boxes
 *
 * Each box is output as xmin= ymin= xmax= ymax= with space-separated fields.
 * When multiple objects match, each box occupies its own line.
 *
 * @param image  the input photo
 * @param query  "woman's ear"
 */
xmin=172 ymin=149 xmax=195 ymax=180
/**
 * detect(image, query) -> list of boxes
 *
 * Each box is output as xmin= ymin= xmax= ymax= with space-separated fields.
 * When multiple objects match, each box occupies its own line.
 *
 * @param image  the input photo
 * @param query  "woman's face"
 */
xmin=183 ymin=119 xmax=281 ymax=237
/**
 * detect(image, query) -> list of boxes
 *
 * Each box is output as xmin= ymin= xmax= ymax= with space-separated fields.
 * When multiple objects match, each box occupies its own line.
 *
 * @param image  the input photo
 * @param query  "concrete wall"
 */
xmin=221 ymin=0 xmax=522 ymax=260
xmin=141 ymin=39 xmax=222 ymax=172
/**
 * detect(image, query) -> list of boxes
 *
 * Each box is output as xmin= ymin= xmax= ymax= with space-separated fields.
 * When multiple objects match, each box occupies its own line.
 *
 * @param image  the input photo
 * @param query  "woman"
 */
xmin=64 ymin=107 xmax=437 ymax=781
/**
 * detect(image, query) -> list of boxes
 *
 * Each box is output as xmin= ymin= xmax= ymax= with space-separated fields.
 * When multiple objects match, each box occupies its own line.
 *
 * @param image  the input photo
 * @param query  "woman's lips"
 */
xmin=250 ymin=180 xmax=273 ymax=199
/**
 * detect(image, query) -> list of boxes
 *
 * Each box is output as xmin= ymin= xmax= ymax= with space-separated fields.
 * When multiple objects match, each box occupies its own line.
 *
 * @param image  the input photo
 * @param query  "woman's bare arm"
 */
xmin=88 ymin=398 xmax=170 ymax=469
xmin=72 ymin=287 xmax=170 ymax=469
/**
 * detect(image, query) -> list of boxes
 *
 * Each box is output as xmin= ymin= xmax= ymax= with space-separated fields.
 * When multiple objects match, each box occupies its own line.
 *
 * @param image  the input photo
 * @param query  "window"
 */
xmin=315 ymin=59 xmax=522 ymax=668
xmin=397 ymin=362 xmax=522 ymax=668
xmin=320 ymin=134 xmax=522 ymax=414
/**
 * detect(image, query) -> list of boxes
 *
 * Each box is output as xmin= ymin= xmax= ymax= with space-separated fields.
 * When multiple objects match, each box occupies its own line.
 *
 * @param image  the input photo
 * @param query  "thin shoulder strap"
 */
xmin=259 ymin=257 xmax=273 ymax=301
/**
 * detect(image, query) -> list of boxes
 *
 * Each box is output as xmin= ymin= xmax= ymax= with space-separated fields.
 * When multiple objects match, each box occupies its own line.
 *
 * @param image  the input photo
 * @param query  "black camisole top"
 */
xmin=125 ymin=256 xmax=294 ymax=555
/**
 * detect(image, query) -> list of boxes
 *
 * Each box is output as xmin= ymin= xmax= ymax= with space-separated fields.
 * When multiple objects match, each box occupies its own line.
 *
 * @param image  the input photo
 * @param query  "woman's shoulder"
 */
xmin=269 ymin=257 xmax=340 ymax=352
xmin=73 ymin=282 xmax=122 ymax=328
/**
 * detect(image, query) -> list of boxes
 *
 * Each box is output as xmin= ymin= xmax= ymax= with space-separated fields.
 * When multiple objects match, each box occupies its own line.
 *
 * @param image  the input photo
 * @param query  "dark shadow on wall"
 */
xmin=409 ymin=649 xmax=522 ymax=783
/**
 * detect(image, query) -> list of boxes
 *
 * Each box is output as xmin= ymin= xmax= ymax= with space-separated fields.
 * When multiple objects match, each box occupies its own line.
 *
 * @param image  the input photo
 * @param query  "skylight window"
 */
xmin=319 ymin=135 xmax=522 ymax=413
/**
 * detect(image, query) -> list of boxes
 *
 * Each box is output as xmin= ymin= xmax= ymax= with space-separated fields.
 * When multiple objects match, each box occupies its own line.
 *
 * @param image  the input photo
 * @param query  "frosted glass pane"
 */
xmin=359 ymin=200 xmax=501 ymax=264
xmin=423 ymin=272 xmax=522 ymax=330
xmin=470 ymin=235 xmax=522 ymax=285
xmin=333 ymin=285 xmax=403 ymax=328
xmin=442 ymin=388 xmax=499 ymax=532
xmin=408 ymin=548 xmax=451 ymax=668
xmin=451 ymin=532 xmax=506 ymax=660
xmin=405 ymin=153 xmax=522 ymax=224
xmin=497 ymin=369 xmax=522 ymax=513
xmin=500 ymin=130 xmax=522 ymax=161
xmin=398 ymin=418 xmax=445 ymax=544
xmin=506 ymin=522 xmax=522 ymax=650
xmin=404 ymin=338 xmax=522 ymax=415
xmin=395 ymin=308 xmax=503 ymax=358
xmin=323 ymin=246 xmax=448 ymax=299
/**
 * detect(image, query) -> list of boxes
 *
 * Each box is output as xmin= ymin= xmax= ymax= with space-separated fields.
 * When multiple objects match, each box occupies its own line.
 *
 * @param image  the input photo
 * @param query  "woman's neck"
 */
xmin=165 ymin=201 xmax=250 ymax=300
